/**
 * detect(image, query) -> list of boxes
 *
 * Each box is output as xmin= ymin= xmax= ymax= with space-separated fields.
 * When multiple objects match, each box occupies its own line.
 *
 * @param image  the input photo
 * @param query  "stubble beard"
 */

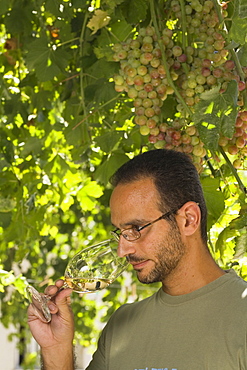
xmin=135 ymin=224 xmax=186 ymax=284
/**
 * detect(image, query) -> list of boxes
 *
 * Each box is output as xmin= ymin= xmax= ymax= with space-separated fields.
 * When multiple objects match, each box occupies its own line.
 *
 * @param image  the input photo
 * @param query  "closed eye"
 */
xmin=133 ymin=225 xmax=142 ymax=231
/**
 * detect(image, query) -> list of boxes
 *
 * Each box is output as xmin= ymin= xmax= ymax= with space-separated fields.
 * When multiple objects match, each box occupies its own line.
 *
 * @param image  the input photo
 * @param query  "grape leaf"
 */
xmin=201 ymin=177 xmax=225 ymax=229
xmin=87 ymin=9 xmax=111 ymax=34
xmin=44 ymin=0 xmax=64 ymax=17
xmin=0 ymin=212 xmax=12 ymax=228
xmin=229 ymin=17 xmax=247 ymax=45
xmin=4 ymin=5 xmax=33 ymax=34
xmin=220 ymin=80 xmax=239 ymax=137
xmin=0 ymin=198 xmax=16 ymax=212
xmin=94 ymin=131 xmax=123 ymax=152
xmin=121 ymin=0 xmax=148 ymax=23
xmin=25 ymin=39 xmax=70 ymax=82
xmin=239 ymin=0 xmax=247 ymax=18
xmin=229 ymin=213 xmax=247 ymax=230
xmin=215 ymin=226 xmax=237 ymax=256
xmin=86 ymin=58 xmax=119 ymax=79
xmin=233 ymin=230 xmax=247 ymax=260
xmin=0 ymin=0 xmax=9 ymax=16
xmin=85 ymin=78 xmax=117 ymax=106
xmin=103 ymin=0 xmax=126 ymax=9
xmin=21 ymin=137 xmax=43 ymax=157
xmin=199 ymin=85 xmax=221 ymax=101
xmin=236 ymin=43 xmax=247 ymax=66
xmin=193 ymin=81 xmax=238 ymax=149
xmin=160 ymin=95 xmax=177 ymax=120
xmin=94 ymin=152 xmax=129 ymax=185
xmin=77 ymin=180 xmax=104 ymax=211
xmin=196 ymin=118 xmax=220 ymax=150
xmin=110 ymin=16 xmax=134 ymax=41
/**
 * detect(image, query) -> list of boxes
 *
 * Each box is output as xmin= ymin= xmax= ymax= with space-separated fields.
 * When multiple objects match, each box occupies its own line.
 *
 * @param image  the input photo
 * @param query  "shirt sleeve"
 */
xmin=85 ymin=327 xmax=107 ymax=370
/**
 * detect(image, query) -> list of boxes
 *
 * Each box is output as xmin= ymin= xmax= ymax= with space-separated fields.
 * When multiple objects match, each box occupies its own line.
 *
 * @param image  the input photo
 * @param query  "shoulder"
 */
xmin=225 ymin=269 xmax=247 ymax=290
xmin=219 ymin=270 xmax=247 ymax=309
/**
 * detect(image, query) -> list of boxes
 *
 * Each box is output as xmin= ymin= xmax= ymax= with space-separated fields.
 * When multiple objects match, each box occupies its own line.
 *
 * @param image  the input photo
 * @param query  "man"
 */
xmin=28 ymin=149 xmax=247 ymax=370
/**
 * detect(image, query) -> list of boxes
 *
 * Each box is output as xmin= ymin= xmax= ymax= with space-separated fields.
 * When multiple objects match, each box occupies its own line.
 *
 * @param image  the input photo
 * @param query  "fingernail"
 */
xmin=48 ymin=303 xmax=56 ymax=311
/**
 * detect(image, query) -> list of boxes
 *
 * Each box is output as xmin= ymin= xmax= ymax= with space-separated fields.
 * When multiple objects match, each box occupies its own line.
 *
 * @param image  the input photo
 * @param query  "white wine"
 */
xmin=64 ymin=277 xmax=112 ymax=293
xmin=27 ymin=239 xmax=128 ymax=322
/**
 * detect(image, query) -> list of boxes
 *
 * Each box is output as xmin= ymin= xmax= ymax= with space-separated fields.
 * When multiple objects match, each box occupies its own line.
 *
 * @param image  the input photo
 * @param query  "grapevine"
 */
xmin=112 ymin=0 xmax=247 ymax=173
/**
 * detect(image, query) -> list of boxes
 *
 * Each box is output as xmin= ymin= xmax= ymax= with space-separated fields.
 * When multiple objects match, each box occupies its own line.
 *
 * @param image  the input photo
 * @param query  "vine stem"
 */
xmin=178 ymin=0 xmax=189 ymax=75
xmin=229 ymin=49 xmax=247 ymax=108
xmin=211 ymin=0 xmax=243 ymax=79
xmin=178 ymin=0 xmax=187 ymax=50
xmin=57 ymin=37 xmax=80 ymax=47
xmin=149 ymin=0 xmax=192 ymax=117
xmin=219 ymin=147 xmax=247 ymax=194
xmin=212 ymin=0 xmax=247 ymax=107
xmin=72 ymin=93 xmax=123 ymax=130
xmin=212 ymin=0 xmax=224 ymax=26
xmin=79 ymin=14 xmax=89 ymax=117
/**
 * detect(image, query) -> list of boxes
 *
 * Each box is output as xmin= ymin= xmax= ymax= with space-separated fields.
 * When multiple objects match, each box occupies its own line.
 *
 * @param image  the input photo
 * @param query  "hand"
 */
xmin=28 ymin=280 xmax=75 ymax=369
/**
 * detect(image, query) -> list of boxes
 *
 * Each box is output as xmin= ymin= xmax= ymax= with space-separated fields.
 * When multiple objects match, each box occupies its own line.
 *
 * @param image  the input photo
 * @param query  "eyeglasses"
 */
xmin=111 ymin=209 xmax=178 ymax=242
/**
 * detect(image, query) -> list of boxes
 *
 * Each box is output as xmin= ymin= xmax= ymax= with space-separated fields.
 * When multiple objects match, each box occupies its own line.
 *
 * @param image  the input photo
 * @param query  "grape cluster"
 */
xmin=113 ymin=25 xmax=169 ymax=132
xmin=112 ymin=0 xmax=246 ymax=171
xmin=219 ymin=110 xmax=247 ymax=168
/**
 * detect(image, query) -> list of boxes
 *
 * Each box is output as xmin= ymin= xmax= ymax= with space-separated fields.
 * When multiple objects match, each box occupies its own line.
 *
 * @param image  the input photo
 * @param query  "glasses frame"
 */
xmin=111 ymin=209 xmax=178 ymax=242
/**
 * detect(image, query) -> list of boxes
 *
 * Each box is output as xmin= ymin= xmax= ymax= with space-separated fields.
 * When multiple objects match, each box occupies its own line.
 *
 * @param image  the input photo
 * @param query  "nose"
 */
xmin=117 ymin=236 xmax=136 ymax=258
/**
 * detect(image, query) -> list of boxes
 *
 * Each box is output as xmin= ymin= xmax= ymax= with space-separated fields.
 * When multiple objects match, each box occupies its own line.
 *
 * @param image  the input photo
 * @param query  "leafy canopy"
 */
xmin=0 ymin=0 xmax=247 ymax=367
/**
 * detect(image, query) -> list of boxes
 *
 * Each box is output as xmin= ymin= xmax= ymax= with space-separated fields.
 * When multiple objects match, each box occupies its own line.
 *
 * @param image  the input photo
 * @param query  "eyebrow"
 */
xmin=112 ymin=218 xmax=149 ymax=229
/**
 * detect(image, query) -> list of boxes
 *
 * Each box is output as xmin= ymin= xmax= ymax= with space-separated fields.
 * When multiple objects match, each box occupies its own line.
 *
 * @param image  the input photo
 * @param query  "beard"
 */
xmin=128 ymin=222 xmax=186 ymax=284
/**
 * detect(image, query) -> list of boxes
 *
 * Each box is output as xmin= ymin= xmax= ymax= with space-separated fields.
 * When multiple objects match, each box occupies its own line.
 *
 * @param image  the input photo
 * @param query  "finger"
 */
xmin=54 ymin=286 xmax=73 ymax=303
xmin=44 ymin=279 xmax=64 ymax=295
xmin=66 ymin=295 xmax=72 ymax=306
xmin=28 ymin=303 xmax=53 ymax=323
xmin=55 ymin=279 xmax=66 ymax=288
xmin=44 ymin=284 xmax=58 ymax=296
xmin=52 ymin=288 xmax=73 ymax=319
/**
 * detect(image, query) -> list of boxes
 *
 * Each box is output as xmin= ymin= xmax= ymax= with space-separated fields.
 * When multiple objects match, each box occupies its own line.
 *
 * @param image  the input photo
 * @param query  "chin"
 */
xmin=136 ymin=270 xmax=162 ymax=284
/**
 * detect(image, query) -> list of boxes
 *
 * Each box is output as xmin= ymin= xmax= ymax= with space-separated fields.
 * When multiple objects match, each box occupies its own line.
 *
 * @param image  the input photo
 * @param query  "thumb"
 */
xmin=52 ymin=287 xmax=73 ymax=319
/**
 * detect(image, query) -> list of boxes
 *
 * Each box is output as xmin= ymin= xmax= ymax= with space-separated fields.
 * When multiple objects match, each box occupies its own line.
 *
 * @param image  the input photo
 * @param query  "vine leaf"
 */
xmin=87 ymin=10 xmax=111 ymax=34
xmin=25 ymin=39 xmax=69 ymax=82
xmin=0 ymin=0 xmax=9 ymax=16
xmin=201 ymin=177 xmax=225 ymax=230
xmin=94 ymin=151 xmax=129 ymax=185
xmin=121 ymin=0 xmax=149 ymax=23
xmin=110 ymin=17 xmax=134 ymax=41
xmin=94 ymin=131 xmax=123 ymax=153
xmin=239 ymin=0 xmax=247 ymax=18
xmin=193 ymin=81 xmax=238 ymax=150
xmin=233 ymin=229 xmax=247 ymax=260
xmin=215 ymin=226 xmax=236 ymax=257
xmin=229 ymin=18 xmax=247 ymax=44
xmin=0 ymin=198 xmax=16 ymax=212
xmin=229 ymin=213 xmax=247 ymax=230
xmin=236 ymin=42 xmax=247 ymax=66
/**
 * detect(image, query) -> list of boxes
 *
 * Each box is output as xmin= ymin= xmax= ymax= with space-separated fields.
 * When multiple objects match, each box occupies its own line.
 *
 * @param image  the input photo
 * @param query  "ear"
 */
xmin=176 ymin=201 xmax=201 ymax=237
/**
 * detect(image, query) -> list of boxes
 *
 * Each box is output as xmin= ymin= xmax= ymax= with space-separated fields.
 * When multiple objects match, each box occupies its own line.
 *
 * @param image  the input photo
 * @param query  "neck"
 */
xmin=161 ymin=243 xmax=225 ymax=296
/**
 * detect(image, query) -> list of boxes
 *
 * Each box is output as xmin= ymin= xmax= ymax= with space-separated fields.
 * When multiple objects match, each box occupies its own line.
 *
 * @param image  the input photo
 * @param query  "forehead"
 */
xmin=110 ymin=177 xmax=161 ymax=224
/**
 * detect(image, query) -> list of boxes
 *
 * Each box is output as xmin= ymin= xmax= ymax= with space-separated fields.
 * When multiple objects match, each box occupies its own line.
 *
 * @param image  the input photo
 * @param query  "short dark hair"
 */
xmin=111 ymin=149 xmax=208 ymax=244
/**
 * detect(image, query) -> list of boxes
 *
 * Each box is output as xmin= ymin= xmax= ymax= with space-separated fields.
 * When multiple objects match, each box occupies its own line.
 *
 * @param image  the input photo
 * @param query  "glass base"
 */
xmin=26 ymin=285 xmax=52 ymax=323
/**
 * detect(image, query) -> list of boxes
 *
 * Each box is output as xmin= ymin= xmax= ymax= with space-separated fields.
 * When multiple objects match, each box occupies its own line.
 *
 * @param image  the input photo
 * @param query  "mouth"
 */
xmin=128 ymin=258 xmax=150 ymax=270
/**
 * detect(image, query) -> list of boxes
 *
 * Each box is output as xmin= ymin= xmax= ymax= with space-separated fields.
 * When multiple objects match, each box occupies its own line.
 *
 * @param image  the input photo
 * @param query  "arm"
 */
xmin=28 ymin=280 xmax=75 ymax=370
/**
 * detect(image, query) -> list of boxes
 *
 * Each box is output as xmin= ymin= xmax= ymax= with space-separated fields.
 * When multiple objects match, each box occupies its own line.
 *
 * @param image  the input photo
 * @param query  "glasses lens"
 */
xmin=122 ymin=228 xmax=140 ymax=241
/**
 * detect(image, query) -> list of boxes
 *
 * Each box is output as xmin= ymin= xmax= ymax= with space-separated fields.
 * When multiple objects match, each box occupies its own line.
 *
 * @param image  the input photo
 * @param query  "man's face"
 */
xmin=110 ymin=177 xmax=186 ymax=284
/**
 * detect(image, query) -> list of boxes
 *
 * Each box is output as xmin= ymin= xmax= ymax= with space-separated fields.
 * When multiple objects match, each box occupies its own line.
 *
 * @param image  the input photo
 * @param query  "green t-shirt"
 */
xmin=87 ymin=270 xmax=247 ymax=370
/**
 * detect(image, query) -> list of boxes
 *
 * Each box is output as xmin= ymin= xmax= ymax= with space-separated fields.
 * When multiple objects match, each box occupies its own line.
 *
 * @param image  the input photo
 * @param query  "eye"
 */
xmin=132 ymin=225 xmax=142 ymax=232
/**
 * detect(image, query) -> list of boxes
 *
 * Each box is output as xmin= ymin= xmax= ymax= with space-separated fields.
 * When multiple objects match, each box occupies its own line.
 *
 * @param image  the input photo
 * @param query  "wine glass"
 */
xmin=26 ymin=238 xmax=128 ymax=322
